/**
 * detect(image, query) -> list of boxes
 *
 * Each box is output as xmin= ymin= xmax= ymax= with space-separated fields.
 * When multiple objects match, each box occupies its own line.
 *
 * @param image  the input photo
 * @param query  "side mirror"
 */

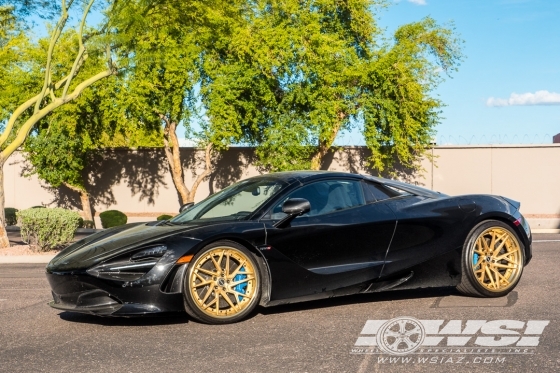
xmin=281 ymin=198 xmax=311 ymax=215
xmin=274 ymin=198 xmax=311 ymax=228
xmin=179 ymin=202 xmax=194 ymax=213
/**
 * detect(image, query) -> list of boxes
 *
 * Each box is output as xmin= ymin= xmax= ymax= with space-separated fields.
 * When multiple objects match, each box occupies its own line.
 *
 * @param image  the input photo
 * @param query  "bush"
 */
xmin=17 ymin=208 xmax=81 ymax=252
xmin=82 ymin=220 xmax=95 ymax=229
xmin=157 ymin=214 xmax=173 ymax=221
xmin=99 ymin=210 xmax=127 ymax=228
xmin=4 ymin=208 xmax=18 ymax=226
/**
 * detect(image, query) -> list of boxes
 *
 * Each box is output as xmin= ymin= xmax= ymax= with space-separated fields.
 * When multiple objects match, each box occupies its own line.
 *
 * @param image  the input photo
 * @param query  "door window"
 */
xmin=268 ymin=180 xmax=365 ymax=219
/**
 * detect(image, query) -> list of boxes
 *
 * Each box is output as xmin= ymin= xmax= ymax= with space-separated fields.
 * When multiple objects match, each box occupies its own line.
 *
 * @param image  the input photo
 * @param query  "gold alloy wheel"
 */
xmin=188 ymin=247 xmax=257 ymax=318
xmin=471 ymin=227 xmax=522 ymax=292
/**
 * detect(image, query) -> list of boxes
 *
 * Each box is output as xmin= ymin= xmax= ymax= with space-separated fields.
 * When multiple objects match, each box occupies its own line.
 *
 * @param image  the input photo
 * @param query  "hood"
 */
xmin=46 ymin=221 xmax=204 ymax=273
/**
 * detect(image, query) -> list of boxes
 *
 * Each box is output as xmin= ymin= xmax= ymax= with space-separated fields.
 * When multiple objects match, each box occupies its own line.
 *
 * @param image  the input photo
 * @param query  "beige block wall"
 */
xmin=5 ymin=145 xmax=560 ymax=224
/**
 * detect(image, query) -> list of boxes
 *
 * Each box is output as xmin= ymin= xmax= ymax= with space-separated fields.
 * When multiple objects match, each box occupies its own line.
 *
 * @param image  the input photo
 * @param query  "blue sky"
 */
xmin=341 ymin=0 xmax=560 ymax=145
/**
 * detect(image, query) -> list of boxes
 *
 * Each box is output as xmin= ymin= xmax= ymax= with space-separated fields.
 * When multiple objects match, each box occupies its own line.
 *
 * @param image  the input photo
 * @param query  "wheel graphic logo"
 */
xmin=376 ymin=317 xmax=425 ymax=355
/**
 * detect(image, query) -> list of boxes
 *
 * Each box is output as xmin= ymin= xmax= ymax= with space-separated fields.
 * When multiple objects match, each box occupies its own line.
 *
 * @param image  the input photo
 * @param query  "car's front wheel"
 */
xmin=457 ymin=220 xmax=525 ymax=297
xmin=183 ymin=240 xmax=261 ymax=324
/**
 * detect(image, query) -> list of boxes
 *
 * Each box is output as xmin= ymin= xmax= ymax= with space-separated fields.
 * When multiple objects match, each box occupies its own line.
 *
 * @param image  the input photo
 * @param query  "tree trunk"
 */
xmin=310 ymin=117 xmax=344 ymax=170
xmin=161 ymin=116 xmax=190 ymax=205
xmin=160 ymin=115 xmax=214 ymax=206
xmin=187 ymin=143 xmax=213 ymax=203
xmin=0 ymin=160 xmax=9 ymax=248
xmin=63 ymin=182 xmax=94 ymax=225
xmin=80 ymin=191 xmax=93 ymax=222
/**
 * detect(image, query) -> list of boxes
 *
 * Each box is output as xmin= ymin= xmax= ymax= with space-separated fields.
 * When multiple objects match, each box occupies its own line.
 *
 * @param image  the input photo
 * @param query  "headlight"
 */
xmin=131 ymin=245 xmax=167 ymax=261
xmin=87 ymin=245 xmax=167 ymax=281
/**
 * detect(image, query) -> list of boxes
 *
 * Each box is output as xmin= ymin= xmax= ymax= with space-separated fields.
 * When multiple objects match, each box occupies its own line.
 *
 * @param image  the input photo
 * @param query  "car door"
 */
xmin=261 ymin=178 xmax=397 ymax=301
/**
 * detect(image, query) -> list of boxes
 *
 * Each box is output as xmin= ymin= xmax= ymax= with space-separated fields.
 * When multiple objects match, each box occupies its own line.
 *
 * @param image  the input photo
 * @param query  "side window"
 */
xmin=362 ymin=181 xmax=401 ymax=203
xmin=270 ymin=180 xmax=365 ymax=219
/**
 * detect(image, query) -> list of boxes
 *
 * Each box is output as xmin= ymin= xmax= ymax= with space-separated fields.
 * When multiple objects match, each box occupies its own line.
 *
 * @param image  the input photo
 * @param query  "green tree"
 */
xmin=108 ymin=0 xmax=248 ymax=204
xmin=22 ymin=29 xmax=162 ymax=223
xmin=204 ymin=0 xmax=463 ymax=173
xmin=0 ymin=0 xmax=116 ymax=247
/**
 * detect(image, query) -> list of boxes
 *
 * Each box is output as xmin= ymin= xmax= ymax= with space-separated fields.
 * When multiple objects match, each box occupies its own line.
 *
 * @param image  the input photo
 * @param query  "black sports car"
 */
xmin=46 ymin=171 xmax=532 ymax=324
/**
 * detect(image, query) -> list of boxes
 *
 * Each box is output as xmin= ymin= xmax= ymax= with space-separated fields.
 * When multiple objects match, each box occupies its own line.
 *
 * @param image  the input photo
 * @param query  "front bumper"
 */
xmin=46 ymin=266 xmax=187 ymax=316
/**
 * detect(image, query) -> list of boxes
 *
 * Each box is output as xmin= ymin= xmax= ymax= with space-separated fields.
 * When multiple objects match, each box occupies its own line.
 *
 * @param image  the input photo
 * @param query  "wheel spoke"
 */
xmin=481 ymin=236 xmax=490 ymax=252
xmin=225 ymin=252 xmax=231 ymax=277
xmin=385 ymin=330 xmax=401 ymax=338
xmin=405 ymin=326 xmax=421 ymax=336
xmin=402 ymin=337 xmax=415 ymax=349
xmin=475 ymin=238 xmax=485 ymax=254
xmin=230 ymin=275 xmax=255 ymax=287
xmin=214 ymin=292 xmax=220 ymax=315
xmin=485 ymin=266 xmax=496 ymax=288
xmin=228 ymin=260 xmax=247 ymax=278
xmin=204 ymin=294 xmax=218 ymax=309
xmin=489 ymin=232 xmax=497 ymax=254
xmin=201 ymin=288 xmax=213 ymax=304
xmin=493 ymin=263 xmax=518 ymax=269
xmin=472 ymin=257 xmax=484 ymax=268
xmin=493 ymin=233 xmax=510 ymax=253
xmin=495 ymin=252 xmax=517 ymax=261
xmin=491 ymin=267 xmax=510 ymax=285
xmin=387 ymin=339 xmax=402 ymax=349
xmin=195 ymin=268 xmax=215 ymax=276
xmin=398 ymin=320 xmax=407 ymax=334
xmin=226 ymin=289 xmax=251 ymax=300
xmin=210 ymin=254 xmax=221 ymax=271
xmin=193 ymin=280 xmax=212 ymax=288
xmin=219 ymin=289 xmax=238 ymax=311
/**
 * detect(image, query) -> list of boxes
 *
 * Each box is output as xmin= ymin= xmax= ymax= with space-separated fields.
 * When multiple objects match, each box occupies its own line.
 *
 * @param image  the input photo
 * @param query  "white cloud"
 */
xmin=486 ymin=90 xmax=560 ymax=107
xmin=408 ymin=0 xmax=427 ymax=4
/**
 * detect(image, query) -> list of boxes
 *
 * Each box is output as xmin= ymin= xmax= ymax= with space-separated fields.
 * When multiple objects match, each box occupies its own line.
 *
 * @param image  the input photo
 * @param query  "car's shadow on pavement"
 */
xmin=58 ymin=311 xmax=190 ymax=326
xmin=257 ymin=286 xmax=459 ymax=316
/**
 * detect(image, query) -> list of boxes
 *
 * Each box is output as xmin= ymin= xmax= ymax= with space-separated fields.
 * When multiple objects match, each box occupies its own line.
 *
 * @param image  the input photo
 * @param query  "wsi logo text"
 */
xmin=352 ymin=317 xmax=549 ymax=355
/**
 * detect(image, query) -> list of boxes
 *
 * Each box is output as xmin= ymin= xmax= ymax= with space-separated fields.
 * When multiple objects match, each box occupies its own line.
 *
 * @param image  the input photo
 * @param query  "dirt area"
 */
xmin=0 ymin=245 xmax=60 ymax=256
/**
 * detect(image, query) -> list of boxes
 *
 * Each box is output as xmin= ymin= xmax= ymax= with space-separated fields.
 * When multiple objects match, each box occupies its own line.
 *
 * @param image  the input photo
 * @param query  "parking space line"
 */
xmin=533 ymin=240 xmax=560 ymax=242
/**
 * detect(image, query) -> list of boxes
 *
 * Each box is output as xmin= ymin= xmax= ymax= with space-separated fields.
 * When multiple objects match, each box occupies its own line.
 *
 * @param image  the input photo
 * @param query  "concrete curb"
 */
xmin=6 ymin=226 xmax=101 ymax=234
xmin=532 ymin=229 xmax=560 ymax=234
xmin=0 ymin=255 xmax=54 ymax=264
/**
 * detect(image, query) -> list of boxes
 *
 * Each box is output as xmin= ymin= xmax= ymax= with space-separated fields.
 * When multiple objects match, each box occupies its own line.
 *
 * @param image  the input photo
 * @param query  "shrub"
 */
xmin=82 ymin=220 xmax=95 ymax=229
xmin=99 ymin=210 xmax=127 ymax=228
xmin=4 ymin=208 xmax=18 ymax=226
xmin=157 ymin=214 xmax=173 ymax=221
xmin=17 ymin=208 xmax=81 ymax=252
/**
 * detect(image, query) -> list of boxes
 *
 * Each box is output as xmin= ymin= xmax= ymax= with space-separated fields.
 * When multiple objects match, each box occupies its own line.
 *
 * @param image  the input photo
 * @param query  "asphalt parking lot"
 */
xmin=1 ymin=234 xmax=559 ymax=373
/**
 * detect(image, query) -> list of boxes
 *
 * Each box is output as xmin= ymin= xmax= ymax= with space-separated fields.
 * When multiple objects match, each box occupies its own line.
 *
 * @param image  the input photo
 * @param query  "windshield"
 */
xmin=169 ymin=178 xmax=288 ymax=224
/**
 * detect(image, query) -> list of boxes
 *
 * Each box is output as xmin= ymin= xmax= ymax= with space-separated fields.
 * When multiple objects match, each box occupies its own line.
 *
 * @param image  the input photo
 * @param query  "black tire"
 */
xmin=183 ymin=240 xmax=261 ymax=324
xmin=457 ymin=220 xmax=524 ymax=297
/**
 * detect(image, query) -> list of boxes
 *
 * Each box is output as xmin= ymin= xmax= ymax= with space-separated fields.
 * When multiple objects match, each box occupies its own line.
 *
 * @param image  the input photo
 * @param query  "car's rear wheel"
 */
xmin=457 ymin=220 xmax=524 ymax=297
xmin=183 ymin=240 xmax=261 ymax=324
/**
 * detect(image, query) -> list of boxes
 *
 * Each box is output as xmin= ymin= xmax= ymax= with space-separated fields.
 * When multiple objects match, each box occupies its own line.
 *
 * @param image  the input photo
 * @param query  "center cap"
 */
xmin=485 ymin=256 xmax=491 ymax=262
xmin=217 ymin=277 xmax=226 ymax=286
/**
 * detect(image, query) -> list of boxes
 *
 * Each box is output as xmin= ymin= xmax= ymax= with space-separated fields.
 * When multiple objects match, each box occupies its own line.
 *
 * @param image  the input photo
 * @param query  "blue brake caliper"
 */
xmin=233 ymin=266 xmax=247 ymax=302
xmin=473 ymin=253 xmax=479 ymax=266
